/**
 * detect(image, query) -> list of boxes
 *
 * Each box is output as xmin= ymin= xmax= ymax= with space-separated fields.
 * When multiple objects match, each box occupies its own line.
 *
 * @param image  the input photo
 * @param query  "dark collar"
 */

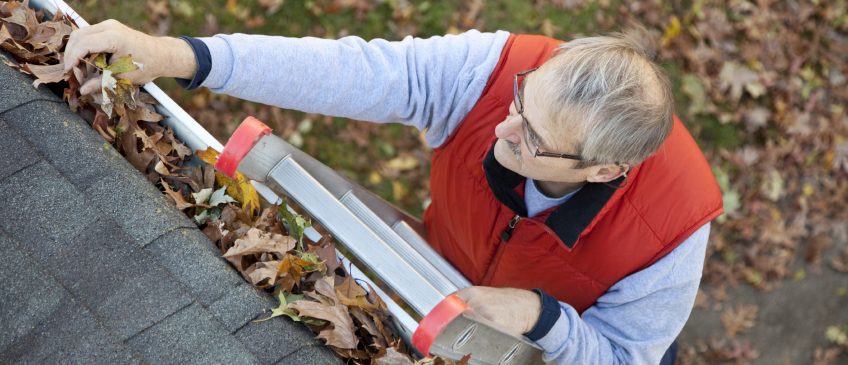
xmin=483 ymin=144 xmax=622 ymax=248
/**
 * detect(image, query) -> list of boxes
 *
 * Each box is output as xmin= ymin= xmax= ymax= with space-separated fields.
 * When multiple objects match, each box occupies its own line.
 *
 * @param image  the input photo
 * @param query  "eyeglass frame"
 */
xmin=513 ymin=67 xmax=584 ymax=161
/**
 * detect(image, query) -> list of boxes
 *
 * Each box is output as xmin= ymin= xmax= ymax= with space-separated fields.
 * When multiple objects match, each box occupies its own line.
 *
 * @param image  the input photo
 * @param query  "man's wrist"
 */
xmin=160 ymin=36 xmax=198 ymax=80
xmin=524 ymin=288 xmax=562 ymax=341
xmin=172 ymin=36 xmax=212 ymax=90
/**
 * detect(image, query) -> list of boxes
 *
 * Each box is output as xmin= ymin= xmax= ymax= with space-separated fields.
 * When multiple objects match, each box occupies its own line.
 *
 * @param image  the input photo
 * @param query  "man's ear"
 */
xmin=585 ymin=163 xmax=629 ymax=183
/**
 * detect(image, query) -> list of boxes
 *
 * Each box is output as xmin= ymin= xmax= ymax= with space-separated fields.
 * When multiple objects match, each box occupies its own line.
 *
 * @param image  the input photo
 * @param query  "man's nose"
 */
xmin=494 ymin=114 xmax=522 ymax=144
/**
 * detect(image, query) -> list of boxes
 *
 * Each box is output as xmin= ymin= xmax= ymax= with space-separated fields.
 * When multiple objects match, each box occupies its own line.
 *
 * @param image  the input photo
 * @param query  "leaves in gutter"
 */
xmin=1 ymin=1 xmax=466 ymax=363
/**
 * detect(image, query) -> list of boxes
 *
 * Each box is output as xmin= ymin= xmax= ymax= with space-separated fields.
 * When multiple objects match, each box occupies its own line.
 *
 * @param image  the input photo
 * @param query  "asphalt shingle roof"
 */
xmin=0 ymin=56 xmax=340 ymax=364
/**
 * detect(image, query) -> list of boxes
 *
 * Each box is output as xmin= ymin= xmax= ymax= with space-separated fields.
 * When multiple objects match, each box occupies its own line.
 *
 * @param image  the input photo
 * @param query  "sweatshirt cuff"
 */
xmin=197 ymin=36 xmax=234 ymax=90
xmin=524 ymin=288 xmax=562 ymax=341
xmin=175 ymin=36 xmax=211 ymax=90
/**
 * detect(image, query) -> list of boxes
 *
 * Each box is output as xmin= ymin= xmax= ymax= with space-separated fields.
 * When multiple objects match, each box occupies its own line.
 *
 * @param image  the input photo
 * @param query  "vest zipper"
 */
xmin=500 ymin=214 xmax=521 ymax=242
xmin=483 ymin=214 xmax=521 ymax=284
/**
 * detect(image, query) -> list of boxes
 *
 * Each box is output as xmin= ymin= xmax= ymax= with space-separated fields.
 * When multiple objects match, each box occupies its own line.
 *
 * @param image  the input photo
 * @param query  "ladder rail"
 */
xmin=30 ymin=0 xmax=467 ymax=340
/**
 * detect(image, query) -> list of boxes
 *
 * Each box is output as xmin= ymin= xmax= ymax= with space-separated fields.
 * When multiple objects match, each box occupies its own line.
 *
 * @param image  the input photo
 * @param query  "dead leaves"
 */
xmin=21 ymin=61 xmax=65 ymax=87
xmin=721 ymin=304 xmax=758 ymax=338
xmin=0 ymin=1 xmax=71 ymax=63
xmin=718 ymin=62 xmax=766 ymax=103
xmin=224 ymin=228 xmax=295 ymax=260
xmin=290 ymin=277 xmax=359 ymax=350
xmin=196 ymin=147 xmax=261 ymax=216
xmin=628 ymin=4 xmax=848 ymax=341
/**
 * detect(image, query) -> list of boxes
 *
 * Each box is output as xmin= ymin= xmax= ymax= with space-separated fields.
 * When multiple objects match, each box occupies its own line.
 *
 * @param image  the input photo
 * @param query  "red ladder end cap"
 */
xmin=412 ymin=294 xmax=469 ymax=356
xmin=215 ymin=116 xmax=272 ymax=178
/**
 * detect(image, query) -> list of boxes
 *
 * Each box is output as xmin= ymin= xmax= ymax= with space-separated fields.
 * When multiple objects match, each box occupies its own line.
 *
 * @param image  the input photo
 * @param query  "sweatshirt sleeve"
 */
xmin=532 ymin=223 xmax=711 ymax=364
xmin=195 ymin=30 xmax=510 ymax=147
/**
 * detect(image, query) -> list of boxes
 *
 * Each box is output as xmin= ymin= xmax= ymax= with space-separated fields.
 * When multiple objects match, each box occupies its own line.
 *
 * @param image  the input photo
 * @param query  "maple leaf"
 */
xmin=22 ymin=62 xmax=67 ymax=88
xmin=288 ymin=296 xmax=358 ymax=349
xmin=223 ymin=227 xmax=296 ymax=259
xmin=297 ymin=251 xmax=325 ymax=273
xmin=120 ymin=121 xmax=156 ymax=172
xmin=721 ymin=304 xmax=758 ymax=338
xmin=27 ymin=21 xmax=72 ymax=52
xmin=336 ymin=275 xmax=377 ymax=310
xmin=161 ymin=180 xmax=194 ymax=210
xmin=373 ymin=347 xmax=414 ymax=365
xmin=245 ymin=259 xmax=282 ymax=287
xmin=171 ymin=140 xmax=192 ymax=159
xmin=349 ymin=308 xmax=385 ymax=348
xmin=718 ymin=61 xmax=765 ymax=103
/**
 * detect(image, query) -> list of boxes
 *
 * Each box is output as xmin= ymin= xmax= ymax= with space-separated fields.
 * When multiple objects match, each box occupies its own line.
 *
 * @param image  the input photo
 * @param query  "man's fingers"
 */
xmin=80 ymin=76 xmax=102 ymax=95
xmin=63 ymin=21 xmax=122 ymax=72
xmin=65 ymin=32 xmax=120 ymax=72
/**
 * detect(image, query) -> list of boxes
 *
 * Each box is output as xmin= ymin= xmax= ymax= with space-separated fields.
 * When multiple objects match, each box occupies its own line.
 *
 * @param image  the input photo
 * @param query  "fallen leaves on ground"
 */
xmin=720 ymin=304 xmax=758 ymax=338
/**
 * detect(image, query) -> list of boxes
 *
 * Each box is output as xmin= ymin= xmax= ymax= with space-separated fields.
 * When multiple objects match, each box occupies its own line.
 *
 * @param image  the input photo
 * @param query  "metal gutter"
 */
xmin=29 ymin=0 xmax=472 ymax=340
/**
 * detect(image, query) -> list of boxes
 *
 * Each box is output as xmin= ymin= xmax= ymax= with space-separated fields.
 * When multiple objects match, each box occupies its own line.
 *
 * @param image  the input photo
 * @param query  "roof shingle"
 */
xmin=0 ymin=50 xmax=339 ymax=363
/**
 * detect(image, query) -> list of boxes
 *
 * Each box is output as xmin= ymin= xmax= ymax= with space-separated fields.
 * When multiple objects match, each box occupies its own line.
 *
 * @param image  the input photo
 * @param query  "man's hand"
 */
xmin=63 ymin=19 xmax=197 ymax=94
xmin=454 ymin=286 xmax=542 ymax=338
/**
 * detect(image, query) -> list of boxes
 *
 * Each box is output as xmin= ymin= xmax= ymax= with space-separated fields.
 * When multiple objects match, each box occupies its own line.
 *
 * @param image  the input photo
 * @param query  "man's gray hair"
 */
xmin=537 ymin=27 xmax=674 ymax=168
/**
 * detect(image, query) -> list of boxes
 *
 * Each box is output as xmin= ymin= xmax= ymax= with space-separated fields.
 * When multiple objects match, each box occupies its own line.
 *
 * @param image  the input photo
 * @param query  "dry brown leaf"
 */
xmin=121 ymin=121 xmax=156 ymax=172
xmin=336 ymin=275 xmax=377 ymax=310
xmin=350 ymin=307 xmax=386 ymax=349
xmin=275 ymin=254 xmax=304 ymax=293
xmin=161 ymin=180 xmax=194 ymax=210
xmin=246 ymin=260 xmax=281 ymax=287
xmin=314 ymin=236 xmax=340 ymax=274
xmin=721 ymin=304 xmax=759 ymax=338
xmin=288 ymin=297 xmax=358 ymax=349
xmin=372 ymin=347 xmax=414 ymax=365
xmin=223 ymin=228 xmax=295 ymax=259
xmin=22 ymin=62 xmax=66 ymax=88
xmin=812 ymin=346 xmax=844 ymax=365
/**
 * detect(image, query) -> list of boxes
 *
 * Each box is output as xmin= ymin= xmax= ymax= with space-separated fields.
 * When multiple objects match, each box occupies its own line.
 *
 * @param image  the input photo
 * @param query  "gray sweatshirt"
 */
xmin=187 ymin=30 xmax=708 ymax=364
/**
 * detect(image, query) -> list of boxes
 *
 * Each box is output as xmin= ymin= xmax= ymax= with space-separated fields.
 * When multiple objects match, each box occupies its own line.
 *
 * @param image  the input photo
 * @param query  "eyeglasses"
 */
xmin=513 ymin=68 xmax=583 ymax=161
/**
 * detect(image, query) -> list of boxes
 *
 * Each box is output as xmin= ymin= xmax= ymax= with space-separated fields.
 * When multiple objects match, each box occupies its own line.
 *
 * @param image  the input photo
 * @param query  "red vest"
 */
xmin=423 ymin=34 xmax=723 ymax=313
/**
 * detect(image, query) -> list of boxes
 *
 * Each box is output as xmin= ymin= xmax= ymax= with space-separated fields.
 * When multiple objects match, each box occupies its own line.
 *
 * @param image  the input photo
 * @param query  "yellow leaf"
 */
xmin=105 ymin=55 xmax=138 ymax=74
xmin=195 ymin=147 xmax=219 ymax=165
xmin=195 ymin=147 xmax=261 ymax=215
xmin=392 ymin=181 xmax=407 ymax=201
xmin=368 ymin=171 xmax=382 ymax=184
xmin=386 ymin=154 xmax=419 ymax=172
xmin=660 ymin=16 xmax=681 ymax=47
xmin=94 ymin=53 xmax=107 ymax=68
xmin=803 ymin=184 xmax=814 ymax=197
xmin=215 ymin=172 xmax=261 ymax=215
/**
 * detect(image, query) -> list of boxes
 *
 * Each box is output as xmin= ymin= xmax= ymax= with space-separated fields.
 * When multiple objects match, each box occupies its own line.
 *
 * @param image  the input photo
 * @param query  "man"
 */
xmin=64 ymin=19 xmax=722 ymax=364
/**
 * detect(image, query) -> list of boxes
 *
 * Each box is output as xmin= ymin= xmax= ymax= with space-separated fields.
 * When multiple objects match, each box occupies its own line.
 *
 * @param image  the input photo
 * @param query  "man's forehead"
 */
xmin=522 ymin=70 xmax=562 ymax=146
